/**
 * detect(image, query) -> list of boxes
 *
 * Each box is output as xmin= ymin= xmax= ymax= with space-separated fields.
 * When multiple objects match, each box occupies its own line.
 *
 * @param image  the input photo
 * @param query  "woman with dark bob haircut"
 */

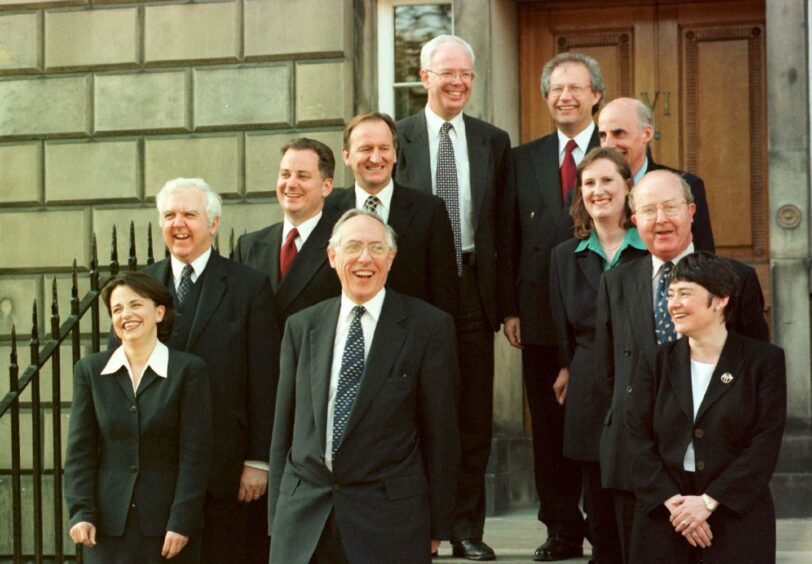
xmin=65 ymin=271 xmax=212 ymax=563
xmin=549 ymin=147 xmax=649 ymax=562
xmin=626 ymin=251 xmax=786 ymax=563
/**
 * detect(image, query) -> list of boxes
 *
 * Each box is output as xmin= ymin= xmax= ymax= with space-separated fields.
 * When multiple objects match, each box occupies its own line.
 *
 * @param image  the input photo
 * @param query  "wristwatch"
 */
xmin=702 ymin=493 xmax=718 ymax=512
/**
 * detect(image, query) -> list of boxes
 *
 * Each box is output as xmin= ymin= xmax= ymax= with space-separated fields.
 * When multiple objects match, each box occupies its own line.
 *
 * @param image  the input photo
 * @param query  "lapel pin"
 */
xmin=721 ymin=372 xmax=734 ymax=384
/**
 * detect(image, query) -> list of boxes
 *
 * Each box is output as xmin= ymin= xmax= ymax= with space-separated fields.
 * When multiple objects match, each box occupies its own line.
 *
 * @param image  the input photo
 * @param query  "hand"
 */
xmin=664 ymin=493 xmax=684 ymax=515
xmin=682 ymin=520 xmax=713 ymax=548
xmin=552 ymin=367 xmax=570 ymax=405
xmin=69 ymin=522 xmax=96 ymax=547
xmin=431 ymin=539 xmax=441 ymax=554
xmin=502 ymin=317 xmax=522 ymax=349
xmin=238 ymin=465 xmax=268 ymax=502
xmin=670 ymin=495 xmax=713 ymax=538
xmin=161 ymin=531 xmax=189 ymax=559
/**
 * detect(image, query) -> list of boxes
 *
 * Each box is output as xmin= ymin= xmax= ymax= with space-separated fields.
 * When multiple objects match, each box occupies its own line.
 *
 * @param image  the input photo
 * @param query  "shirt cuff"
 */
xmin=244 ymin=460 xmax=269 ymax=471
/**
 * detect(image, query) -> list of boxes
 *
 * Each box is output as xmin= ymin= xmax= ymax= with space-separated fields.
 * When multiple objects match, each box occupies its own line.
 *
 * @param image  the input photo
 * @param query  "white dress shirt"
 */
xmin=354 ymin=181 xmax=395 ymax=224
xmin=651 ymin=243 xmax=695 ymax=303
xmin=425 ymin=106 xmax=474 ymax=252
xmin=557 ymin=121 xmax=596 ymax=168
xmin=324 ymin=288 xmax=386 ymax=470
xmin=683 ymin=358 xmax=715 ymax=471
xmin=102 ymin=341 xmax=168 ymax=392
xmin=282 ymin=211 xmax=322 ymax=252
xmin=170 ymin=247 xmax=212 ymax=290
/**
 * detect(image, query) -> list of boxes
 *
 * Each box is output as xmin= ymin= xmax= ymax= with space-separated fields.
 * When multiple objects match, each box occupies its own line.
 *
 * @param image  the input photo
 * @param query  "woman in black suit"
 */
xmin=626 ymin=252 xmax=786 ymax=563
xmin=65 ymin=271 xmax=212 ymax=563
xmin=550 ymin=147 xmax=649 ymax=563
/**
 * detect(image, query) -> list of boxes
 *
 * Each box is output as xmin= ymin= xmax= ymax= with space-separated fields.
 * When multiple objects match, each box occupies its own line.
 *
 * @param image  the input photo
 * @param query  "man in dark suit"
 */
xmin=395 ymin=35 xmax=514 ymax=561
xmin=268 ymin=209 xmax=460 ymax=564
xmin=146 ymin=178 xmax=278 ymax=564
xmin=329 ymin=111 xmax=458 ymax=318
xmin=599 ymin=97 xmax=715 ymax=251
xmin=595 ymin=169 xmax=768 ymax=562
xmin=234 ymin=138 xmax=341 ymax=329
xmin=507 ymin=52 xmax=606 ymax=562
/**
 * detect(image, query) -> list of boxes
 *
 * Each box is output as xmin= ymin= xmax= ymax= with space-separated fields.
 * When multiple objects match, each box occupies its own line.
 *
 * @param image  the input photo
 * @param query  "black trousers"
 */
xmin=612 ymin=489 xmax=636 ymax=564
xmin=522 ymin=344 xmax=584 ymax=541
xmin=452 ymin=264 xmax=495 ymax=541
xmin=582 ymin=461 xmax=622 ymax=564
xmin=203 ymin=491 xmax=269 ymax=564
xmin=310 ymin=511 xmax=350 ymax=564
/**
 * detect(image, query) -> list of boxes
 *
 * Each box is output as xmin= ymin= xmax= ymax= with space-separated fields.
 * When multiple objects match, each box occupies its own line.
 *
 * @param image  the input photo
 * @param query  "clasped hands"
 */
xmin=665 ymin=494 xmax=713 ymax=548
xmin=69 ymin=522 xmax=188 ymax=559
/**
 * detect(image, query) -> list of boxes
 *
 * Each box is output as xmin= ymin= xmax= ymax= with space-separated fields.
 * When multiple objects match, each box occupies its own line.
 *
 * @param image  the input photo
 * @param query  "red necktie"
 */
xmin=560 ymin=139 xmax=578 ymax=203
xmin=279 ymin=228 xmax=299 ymax=280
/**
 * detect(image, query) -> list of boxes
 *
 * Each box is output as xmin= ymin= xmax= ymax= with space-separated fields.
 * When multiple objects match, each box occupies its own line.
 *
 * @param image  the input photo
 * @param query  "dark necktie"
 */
xmin=654 ymin=261 xmax=677 ymax=345
xmin=363 ymin=195 xmax=382 ymax=216
xmin=560 ymin=138 xmax=578 ymax=203
xmin=437 ymin=121 xmax=462 ymax=276
xmin=332 ymin=305 xmax=366 ymax=456
xmin=176 ymin=264 xmax=194 ymax=306
xmin=279 ymin=227 xmax=299 ymax=280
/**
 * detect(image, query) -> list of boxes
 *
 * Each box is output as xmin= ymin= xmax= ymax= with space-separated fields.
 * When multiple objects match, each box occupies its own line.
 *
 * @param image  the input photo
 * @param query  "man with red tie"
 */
xmin=506 ymin=53 xmax=605 ymax=561
xmin=235 ymin=138 xmax=342 ymax=331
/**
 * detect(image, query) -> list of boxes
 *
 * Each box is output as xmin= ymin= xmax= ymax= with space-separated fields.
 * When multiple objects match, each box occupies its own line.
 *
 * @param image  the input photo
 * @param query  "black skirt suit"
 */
xmin=625 ymin=333 xmax=786 ymax=563
xmin=64 ymin=347 xmax=212 ymax=563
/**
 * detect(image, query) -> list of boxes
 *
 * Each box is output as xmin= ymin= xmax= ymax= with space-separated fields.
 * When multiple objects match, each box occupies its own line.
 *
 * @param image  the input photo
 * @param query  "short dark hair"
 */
xmin=101 ymin=271 xmax=175 ymax=342
xmin=669 ymin=251 xmax=740 ymax=323
xmin=281 ymin=138 xmax=336 ymax=180
xmin=570 ymin=147 xmax=634 ymax=239
xmin=343 ymin=112 xmax=398 ymax=151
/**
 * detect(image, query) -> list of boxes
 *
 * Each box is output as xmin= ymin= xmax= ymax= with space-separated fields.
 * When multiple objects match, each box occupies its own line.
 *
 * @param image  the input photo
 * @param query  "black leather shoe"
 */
xmin=533 ymin=535 xmax=583 ymax=561
xmin=452 ymin=539 xmax=496 ymax=561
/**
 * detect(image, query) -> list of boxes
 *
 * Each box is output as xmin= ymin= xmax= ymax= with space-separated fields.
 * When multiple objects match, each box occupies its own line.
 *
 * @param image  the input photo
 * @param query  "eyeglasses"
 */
xmin=634 ymin=200 xmax=689 ymax=221
xmin=548 ymin=83 xmax=592 ymax=97
xmin=426 ymin=69 xmax=476 ymax=82
xmin=341 ymin=241 xmax=389 ymax=258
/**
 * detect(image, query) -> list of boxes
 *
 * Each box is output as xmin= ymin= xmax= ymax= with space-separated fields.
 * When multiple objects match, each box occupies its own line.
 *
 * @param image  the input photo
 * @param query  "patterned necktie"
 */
xmin=654 ymin=261 xmax=677 ymax=345
xmin=176 ymin=264 xmax=194 ymax=306
xmin=437 ymin=121 xmax=462 ymax=276
xmin=363 ymin=195 xmax=382 ymax=216
xmin=560 ymin=138 xmax=578 ymax=203
xmin=332 ymin=305 xmax=366 ymax=456
xmin=279 ymin=227 xmax=299 ymax=280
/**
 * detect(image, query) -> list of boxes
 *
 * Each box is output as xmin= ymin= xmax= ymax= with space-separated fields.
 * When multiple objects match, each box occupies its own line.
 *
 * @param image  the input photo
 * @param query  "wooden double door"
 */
xmin=518 ymin=0 xmax=769 ymax=310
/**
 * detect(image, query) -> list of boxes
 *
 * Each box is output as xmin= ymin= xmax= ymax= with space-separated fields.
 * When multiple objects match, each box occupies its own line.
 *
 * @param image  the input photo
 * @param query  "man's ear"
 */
xmin=327 ymin=247 xmax=337 ymax=269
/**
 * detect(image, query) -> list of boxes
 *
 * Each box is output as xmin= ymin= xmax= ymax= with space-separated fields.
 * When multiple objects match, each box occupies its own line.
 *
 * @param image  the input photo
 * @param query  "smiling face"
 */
xmin=598 ymin=98 xmax=653 ymax=175
xmin=277 ymin=148 xmax=333 ymax=225
xmin=160 ymin=187 xmax=218 ymax=264
xmin=421 ymin=41 xmax=474 ymax=121
xmin=667 ymin=280 xmax=728 ymax=337
xmin=632 ymin=171 xmax=695 ymax=261
xmin=343 ymin=119 xmax=397 ymax=194
xmin=545 ymin=62 xmax=602 ymax=136
xmin=110 ymin=284 xmax=164 ymax=347
xmin=580 ymin=157 xmax=630 ymax=225
xmin=327 ymin=214 xmax=395 ymax=305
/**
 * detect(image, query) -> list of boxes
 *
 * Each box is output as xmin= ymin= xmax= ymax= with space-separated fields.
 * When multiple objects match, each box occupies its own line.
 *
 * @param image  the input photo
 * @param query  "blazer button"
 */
xmin=530 ymin=211 xmax=536 ymax=219
xmin=129 ymin=465 xmax=138 ymax=473
xmin=696 ymin=461 xmax=705 ymax=471
xmin=626 ymin=385 xmax=633 ymax=394
xmin=129 ymin=405 xmax=136 ymax=413
xmin=624 ymin=348 xmax=632 ymax=357
xmin=694 ymin=428 xmax=704 ymax=439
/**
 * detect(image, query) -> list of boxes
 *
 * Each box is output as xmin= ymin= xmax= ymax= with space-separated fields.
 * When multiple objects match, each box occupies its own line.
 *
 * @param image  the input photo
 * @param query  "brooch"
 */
xmin=720 ymin=372 xmax=734 ymax=384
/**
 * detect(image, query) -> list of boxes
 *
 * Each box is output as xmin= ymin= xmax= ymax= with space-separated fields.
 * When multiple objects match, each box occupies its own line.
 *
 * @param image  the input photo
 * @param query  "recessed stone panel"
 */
xmin=219 ymin=201 xmax=282 ymax=246
xmin=0 ymin=209 xmax=90 ymax=269
xmin=145 ymin=1 xmax=238 ymax=64
xmin=0 ymin=275 xmax=40 ymax=338
xmin=144 ymin=135 xmax=240 ymax=199
xmin=0 ymin=13 xmax=40 ymax=72
xmin=0 ymin=142 xmax=41 ymax=204
xmin=193 ymin=65 xmax=290 ymax=128
xmin=0 ymin=76 xmax=90 ymax=137
xmin=95 ymin=71 xmax=188 ymax=133
xmin=45 ymin=8 xmax=137 ymax=69
xmin=45 ymin=140 xmax=139 ymax=203
xmin=295 ymin=61 xmax=349 ymax=125
xmin=244 ymin=0 xmax=347 ymax=58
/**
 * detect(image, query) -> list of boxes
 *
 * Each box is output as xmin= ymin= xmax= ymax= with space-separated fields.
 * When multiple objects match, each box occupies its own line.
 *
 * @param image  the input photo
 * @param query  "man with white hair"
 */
xmin=396 ymin=34 xmax=516 ymax=561
xmin=144 ymin=178 xmax=278 ymax=563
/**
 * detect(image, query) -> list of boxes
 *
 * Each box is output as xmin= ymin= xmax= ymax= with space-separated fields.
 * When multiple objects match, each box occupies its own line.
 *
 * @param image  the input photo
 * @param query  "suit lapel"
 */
xmin=135 ymin=369 xmax=160 ymax=398
xmin=399 ymin=115 xmax=433 ymax=194
xmin=576 ymin=248 xmax=604 ymax=294
xmin=310 ymin=300 xmax=340 ymax=452
xmin=533 ymin=135 xmax=565 ymax=216
xmin=277 ymin=215 xmax=332 ymax=314
xmin=666 ymin=338 xmax=695 ymax=420
xmin=464 ymin=116 xmax=490 ymax=233
xmin=629 ymin=256 xmax=657 ymax=351
xmin=387 ymin=184 xmax=414 ymax=242
xmin=695 ymin=332 xmax=746 ymax=422
xmin=186 ymin=252 xmax=228 ymax=351
xmin=262 ymin=224 xmax=284 ymax=293
xmin=113 ymin=368 xmax=136 ymax=403
xmin=341 ymin=292 xmax=407 ymax=443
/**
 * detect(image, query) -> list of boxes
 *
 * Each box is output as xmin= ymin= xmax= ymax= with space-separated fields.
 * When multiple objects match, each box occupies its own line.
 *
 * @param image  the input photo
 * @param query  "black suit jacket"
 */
xmin=512 ymin=128 xmax=601 ymax=345
xmin=65 ymin=349 xmax=212 ymax=537
xmin=327 ymin=184 xmax=459 ymax=318
xmin=595 ymin=253 xmax=768 ymax=491
xmin=647 ymin=159 xmax=715 ymax=252
xmin=549 ymin=236 xmax=648 ymax=461
xmin=142 ymin=252 xmax=279 ymax=498
xmin=396 ymin=112 xmax=515 ymax=330
xmin=625 ymin=333 xmax=785 ymax=563
xmin=268 ymin=291 xmax=460 ymax=564
xmin=233 ymin=210 xmax=342 ymax=330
